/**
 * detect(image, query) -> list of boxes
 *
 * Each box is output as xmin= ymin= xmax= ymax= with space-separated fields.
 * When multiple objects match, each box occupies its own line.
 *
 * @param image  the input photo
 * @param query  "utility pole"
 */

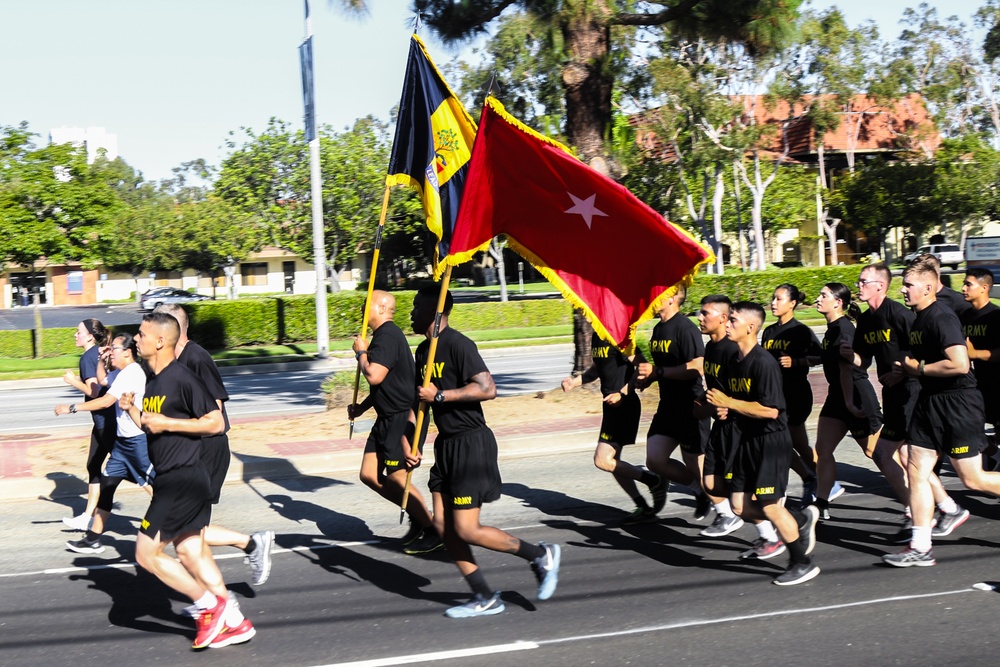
xmin=301 ymin=0 xmax=329 ymax=358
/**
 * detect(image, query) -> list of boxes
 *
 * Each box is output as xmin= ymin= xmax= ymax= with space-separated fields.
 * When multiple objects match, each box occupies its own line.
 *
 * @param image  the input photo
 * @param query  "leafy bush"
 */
xmin=687 ymin=266 xmax=864 ymax=307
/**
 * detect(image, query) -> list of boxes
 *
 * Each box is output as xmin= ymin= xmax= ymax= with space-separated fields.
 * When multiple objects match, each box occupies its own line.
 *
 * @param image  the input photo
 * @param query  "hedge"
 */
xmin=0 ymin=266 xmax=869 ymax=357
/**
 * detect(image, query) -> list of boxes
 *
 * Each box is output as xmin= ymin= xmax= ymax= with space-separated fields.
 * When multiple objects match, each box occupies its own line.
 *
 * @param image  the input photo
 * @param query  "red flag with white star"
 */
xmin=445 ymin=97 xmax=713 ymax=351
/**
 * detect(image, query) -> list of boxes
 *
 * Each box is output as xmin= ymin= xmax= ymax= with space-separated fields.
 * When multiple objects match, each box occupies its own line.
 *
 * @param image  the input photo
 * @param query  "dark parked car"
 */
xmin=139 ymin=287 xmax=212 ymax=311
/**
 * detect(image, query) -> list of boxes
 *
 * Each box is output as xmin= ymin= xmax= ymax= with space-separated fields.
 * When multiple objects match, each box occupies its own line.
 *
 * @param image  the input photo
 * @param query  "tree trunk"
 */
xmin=560 ymin=11 xmax=613 ymax=171
xmin=32 ymin=289 xmax=43 ymax=359
xmin=561 ymin=7 xmax=610 ymax=370
xmin=488 ymin=238 xmax=508 ymax=302
xmin=711 ymin=165 xmax=725 ymax=274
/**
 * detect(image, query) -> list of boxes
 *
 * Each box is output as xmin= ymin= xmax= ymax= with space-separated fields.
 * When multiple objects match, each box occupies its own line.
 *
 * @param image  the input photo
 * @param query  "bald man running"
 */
xmin=350 ymin=291 xmax=441 ymax=554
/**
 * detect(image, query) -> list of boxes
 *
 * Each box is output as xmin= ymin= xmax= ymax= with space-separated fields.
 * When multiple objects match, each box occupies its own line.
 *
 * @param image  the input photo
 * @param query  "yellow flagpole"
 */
xmin=350 ymin=185 xmax=392 ymax=438
xmin=400 ymin=264 xmax=453 ymax=523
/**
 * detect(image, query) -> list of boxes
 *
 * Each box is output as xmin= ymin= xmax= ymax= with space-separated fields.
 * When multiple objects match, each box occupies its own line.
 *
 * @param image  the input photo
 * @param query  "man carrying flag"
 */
xmin=386 ymin=33 xmax=476 ymax=277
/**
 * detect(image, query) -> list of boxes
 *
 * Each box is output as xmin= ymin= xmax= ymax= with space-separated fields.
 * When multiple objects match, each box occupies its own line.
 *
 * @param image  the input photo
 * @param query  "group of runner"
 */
xmin=51 ymin=251 xmax=997 ymax=642
xmin=563 ymin=252 xmax=999 ymax=584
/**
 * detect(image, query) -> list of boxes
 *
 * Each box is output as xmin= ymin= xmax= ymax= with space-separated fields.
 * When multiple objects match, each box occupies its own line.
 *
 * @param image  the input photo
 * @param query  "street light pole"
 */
xmin=302 ymin=0 xmax=329 ymax=358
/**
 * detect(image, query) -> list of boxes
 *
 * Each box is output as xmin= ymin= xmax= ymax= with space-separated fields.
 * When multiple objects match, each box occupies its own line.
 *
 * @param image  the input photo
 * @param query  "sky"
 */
xmin=1 ymin=0 xmax=989 ymax=183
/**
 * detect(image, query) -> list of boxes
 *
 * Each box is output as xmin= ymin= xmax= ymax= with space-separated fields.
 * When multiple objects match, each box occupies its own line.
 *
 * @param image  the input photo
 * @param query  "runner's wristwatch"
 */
xmin=434 ymin=390 xmax=445 ymax=403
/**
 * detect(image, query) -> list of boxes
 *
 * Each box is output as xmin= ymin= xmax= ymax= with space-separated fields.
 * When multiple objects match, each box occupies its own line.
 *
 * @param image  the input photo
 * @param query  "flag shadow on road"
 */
xmin=232 ymin=451 xmax=348 ymax=493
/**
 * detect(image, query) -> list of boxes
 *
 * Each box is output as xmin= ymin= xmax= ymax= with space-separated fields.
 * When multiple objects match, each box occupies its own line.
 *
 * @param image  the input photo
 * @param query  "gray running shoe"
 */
xmin=799 ymin=505 xmax=819 ymax=555
xmin=66 ymin=536 xmax=104 ymax=554
xmin=245 ymin=530 xmax=274 ymax=586
xmin=62 ymin=513 xmax=92 ymax=532
xmin=828 ymin=481 xmax=846 ymax=501
xmin=773 ymin=561 xmax=820 ymax=586
xmin=445 ymin=592 xmax=505 ymax=619
xmin=931 ymin=508 xmax=970 ymax=537
xmin=700 ymin=513 xmax=744 ymax=537
xmin=531 ymin=542 xmax=561 ymax=601
xmin=882 ymin=547 xmax=936 ymax=567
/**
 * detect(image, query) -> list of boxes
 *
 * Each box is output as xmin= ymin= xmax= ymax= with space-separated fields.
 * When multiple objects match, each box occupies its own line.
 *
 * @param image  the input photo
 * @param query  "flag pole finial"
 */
xmin=486 ymin=73 xmax=502 ymax=99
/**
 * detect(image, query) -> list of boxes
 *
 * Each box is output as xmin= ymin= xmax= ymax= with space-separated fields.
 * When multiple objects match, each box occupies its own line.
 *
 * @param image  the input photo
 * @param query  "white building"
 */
xmin=49 ymin=126 xmax=118 ymax=164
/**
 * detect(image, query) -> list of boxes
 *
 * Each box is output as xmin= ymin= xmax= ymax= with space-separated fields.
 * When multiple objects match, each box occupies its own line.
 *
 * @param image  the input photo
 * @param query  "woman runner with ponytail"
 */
xmin=811 ymin=283 xmax=883 ymax=520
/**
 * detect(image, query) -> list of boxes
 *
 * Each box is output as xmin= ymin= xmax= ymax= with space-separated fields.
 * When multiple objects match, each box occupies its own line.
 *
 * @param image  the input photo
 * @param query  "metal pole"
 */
xmin=304 ymin=0 xmax=329 ymax=358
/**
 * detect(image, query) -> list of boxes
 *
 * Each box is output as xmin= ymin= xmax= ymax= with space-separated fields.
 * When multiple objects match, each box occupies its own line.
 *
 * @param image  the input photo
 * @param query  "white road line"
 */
xmin=0 ymin=541 xmax=378 ymax=579
xmin=310 ymin=641 xmax=539 ymax=667
xmin=310 ymin=587 xmax=977 ymax=667
xmin=541 ymin=587 xmax=975 ymax=645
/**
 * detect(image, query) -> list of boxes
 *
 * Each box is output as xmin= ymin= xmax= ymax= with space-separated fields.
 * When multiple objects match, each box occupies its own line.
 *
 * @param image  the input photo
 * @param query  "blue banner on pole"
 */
xmin=300 ymin=36 xmax=316 ymax=142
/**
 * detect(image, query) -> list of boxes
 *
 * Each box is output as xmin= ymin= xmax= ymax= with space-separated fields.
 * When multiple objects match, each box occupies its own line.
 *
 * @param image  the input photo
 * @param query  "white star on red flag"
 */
xmin=564 ymin=193 xmax=608 ymax=229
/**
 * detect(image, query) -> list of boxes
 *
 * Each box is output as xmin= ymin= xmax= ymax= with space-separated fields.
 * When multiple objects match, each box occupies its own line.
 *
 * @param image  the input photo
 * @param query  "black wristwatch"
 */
xmin=434 ymin=389 xmax=446 ymax=403
xmin=355 ymin=349 xmax=368 ymax=361
xmin=69 ymin=404 xmax=77 ymax=414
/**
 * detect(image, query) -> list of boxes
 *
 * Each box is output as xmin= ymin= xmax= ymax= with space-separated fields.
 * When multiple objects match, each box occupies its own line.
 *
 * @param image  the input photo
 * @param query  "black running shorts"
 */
xmin=819 ymin=383 xmax=882 ymax=441
xmin=784 ymin=379 xmax=814 ymax=427
xmin=199 ymin=434 xmax=231 ymax=504
xmin=364 ymin=411 xmax=415 ymax=473
xmin=880 ymin=379 xmax=919 ymax=443
xmin=597 ymin=392 xmax=641 ymax=448
xmin=730 ymin=429 xmax=793 ymax=502
xmin=429 ymin=427 xmax=503 ymax=510
xmin=704 ymin=419 xmax=740 ymax=481
xmin=140 ymin=463 xmax=212 ymax=542
xmin=908 ymin=389 xmax=987 ymax=459
xmin=647 ymin=403 xmax=709 ymax=454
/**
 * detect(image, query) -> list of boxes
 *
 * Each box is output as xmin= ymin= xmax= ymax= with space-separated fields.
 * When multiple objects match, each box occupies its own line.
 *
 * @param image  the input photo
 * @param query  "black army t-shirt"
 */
xmin=368 ymin=321 xmax=416 ymax=416
xmin=853 ymin=298 xmax=914 ymax=377
xmin=178 ymin=339 xmax=230 ymax=433
xmin=703 ymin=336 xmax=739 ymax=394
xmin=584 ymin=331 xmax=632 ymax=396
xmin=961 ymin=302 xmax=1000 ymax=399
xmin=725 ymin=345 xmax=787 ymax=436
xmin=760 ymin=318 xmax=821 ymax=383
xmin=822 ymin=317 xmax=869 ymax=392
xmin=910 ymin=301 xmax=977 ymax=393
xmin=415 ymin=327 xmax=489 ymax=438
xmin=142 ymin=361 xmax=221 ymax=473
xmin=648 ymin=312 xmax=704 ymax=405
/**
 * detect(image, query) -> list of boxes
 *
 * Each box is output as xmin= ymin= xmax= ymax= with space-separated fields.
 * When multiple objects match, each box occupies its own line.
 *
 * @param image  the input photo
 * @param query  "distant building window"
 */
xmin=242 ymin=262 xmax=269 ymax=287
xmin=67 ymin=271 xmax=84 ymax=295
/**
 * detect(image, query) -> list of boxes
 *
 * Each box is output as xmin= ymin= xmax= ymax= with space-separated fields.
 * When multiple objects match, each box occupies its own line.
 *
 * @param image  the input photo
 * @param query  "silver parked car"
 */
xmin=139 ymin=287 xmax=212 ymax=311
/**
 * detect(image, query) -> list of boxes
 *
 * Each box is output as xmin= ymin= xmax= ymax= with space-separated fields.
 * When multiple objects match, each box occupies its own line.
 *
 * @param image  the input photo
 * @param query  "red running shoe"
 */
xmin=192 ymin=595 xmax=230 ymax=649
xmin=210 ymin=619 xmax=256 ymax=648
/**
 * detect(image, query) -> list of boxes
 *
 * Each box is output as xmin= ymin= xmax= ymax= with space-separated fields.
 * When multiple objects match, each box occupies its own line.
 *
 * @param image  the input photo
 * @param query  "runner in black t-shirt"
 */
xmin=841 ymin=263 xmax=964 ymax=541
xmin=349 ymin=291 xmax=439 ymax=554
xmin=695 ymin=296 xmax=761 ymax=543
xmin=882 ymin=264 xmax=1000 ymax=568
xmin=131 ymin=312 xmax=255 ymax=649
xmin=405 ymin=287 xmax=560 ymax=619
xmin=812 ymin=283 xmax=882 ymax=520
xmin=908 ymin=253 xmax=973 ymax=318
xmin=761 ymin=284 xmax=823 ymax=504
xmin=562 ymin=331 xmax=662 ymax=524
xmin=961 ymin=269 xmax=1000 ymax=426
xmin=156 ymin=303 xmax=274 ymax=589
xmin=962 ymin=268 xmax=1000 ymax=474
xmin=707 ymin=302 xmax=820 ymax=586
xmin=634 ymin=285 xmax=711 ymax=521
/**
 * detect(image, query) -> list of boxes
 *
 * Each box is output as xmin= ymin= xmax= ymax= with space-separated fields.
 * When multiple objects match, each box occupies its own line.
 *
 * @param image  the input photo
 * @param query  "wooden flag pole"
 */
xmin=350 ymin=184 xmax=392 ymax=439
xmin=399 ymin=264 xmax=453 ymax=523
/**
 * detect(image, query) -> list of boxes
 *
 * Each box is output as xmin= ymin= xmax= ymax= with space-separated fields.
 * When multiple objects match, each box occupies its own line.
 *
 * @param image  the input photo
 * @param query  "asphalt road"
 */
xmin=0 ymin=346 xmax=574 ymax=434
xmin=2 ymin=446 xmax=1000 ymax=667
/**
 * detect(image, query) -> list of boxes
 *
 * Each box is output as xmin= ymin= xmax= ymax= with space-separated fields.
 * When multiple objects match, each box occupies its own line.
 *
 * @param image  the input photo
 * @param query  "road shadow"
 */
xmin=39 ymin=471 xmax=89 ymax=507
xmin=234 ymin=451 xmax=348 ymax=493
xmin=67 ymin=563 xmax=191 ymax=640
xmin=264 ymin=493 xmax=375 ymax=543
